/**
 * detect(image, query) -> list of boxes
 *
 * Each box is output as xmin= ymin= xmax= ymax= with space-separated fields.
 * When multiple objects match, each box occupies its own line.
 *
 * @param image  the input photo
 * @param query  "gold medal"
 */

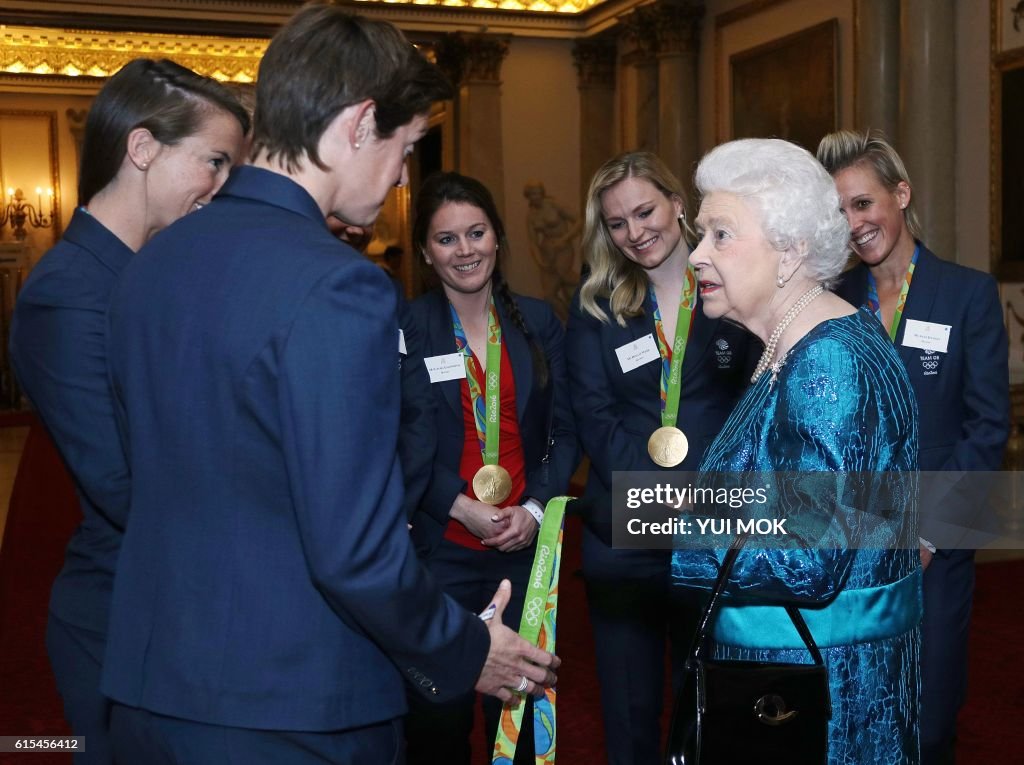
xmin=473 ymin=464 xmax=512 ymax=506
xmin=648 ymin=426 xmax=689 ymax=468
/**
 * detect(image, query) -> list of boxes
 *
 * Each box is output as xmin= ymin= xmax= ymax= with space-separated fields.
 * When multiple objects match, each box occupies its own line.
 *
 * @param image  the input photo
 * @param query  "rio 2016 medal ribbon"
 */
xmin=867 ymin=243 xmax=919 ymax=343
xmin=452 ymin=298 xmax=509 ymax=506
xmin=647 ymin=425 xmax=689 ymax=468
xmin=492 ymin=497 xmax=571 ymax=765
xmin=647 ymin=268 xmax=696 ymax=468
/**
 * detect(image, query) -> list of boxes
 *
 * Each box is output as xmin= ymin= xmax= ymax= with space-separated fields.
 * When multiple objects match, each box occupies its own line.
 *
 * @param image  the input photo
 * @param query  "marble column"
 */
xmin=854 ymin=0 xmax=899 ymax=139
xmin=618 ymin=6 xmax=660 ymax=153
xmin=435 ymin=32 xmax=511 ymax=212
xmin=573 ymin=37 xmax=617 ymax=202
xmin=652 ymin=0 xmax=703 ymax=200
xmin=899 ymin=0 xmax=955 ymax=258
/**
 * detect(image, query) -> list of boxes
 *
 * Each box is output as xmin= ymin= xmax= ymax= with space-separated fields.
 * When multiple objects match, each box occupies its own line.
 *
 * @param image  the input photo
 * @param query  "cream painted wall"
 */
xmin=500 ymin=36 xmax=581 ymax=301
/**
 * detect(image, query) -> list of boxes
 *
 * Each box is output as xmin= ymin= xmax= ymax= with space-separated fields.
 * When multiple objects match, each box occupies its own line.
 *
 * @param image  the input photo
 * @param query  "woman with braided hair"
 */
xmin=403 ymin=171 xmax=578 ymax=764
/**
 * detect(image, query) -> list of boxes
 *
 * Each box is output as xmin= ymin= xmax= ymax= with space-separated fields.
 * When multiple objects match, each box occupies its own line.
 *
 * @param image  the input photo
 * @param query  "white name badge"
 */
xmin=399 ymin=329 xmax=407 ymax=356
xmin=615 ymin=334 xmax=661 ymax=374
xmin=424 ymin=352 xmax=466 ymax=383
xmin=902 ymin=319 xmax=951 ymax=354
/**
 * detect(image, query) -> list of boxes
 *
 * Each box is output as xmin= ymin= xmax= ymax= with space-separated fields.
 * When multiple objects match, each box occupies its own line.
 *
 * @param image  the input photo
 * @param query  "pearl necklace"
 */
xmin=750 ymin=284 xmax=824 ymax=384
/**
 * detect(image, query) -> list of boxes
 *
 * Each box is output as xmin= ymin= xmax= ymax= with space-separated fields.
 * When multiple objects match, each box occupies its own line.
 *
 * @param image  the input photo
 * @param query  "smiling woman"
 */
xmin=7 ymin=58 xmax=250 ymax=765
xmin=564 ymin=151 xmax=757 ymax=765
xmin=819 ymin=128 xmax=1011 ymax=765
xmin=403 ymin=171 xmax=578 ymax=764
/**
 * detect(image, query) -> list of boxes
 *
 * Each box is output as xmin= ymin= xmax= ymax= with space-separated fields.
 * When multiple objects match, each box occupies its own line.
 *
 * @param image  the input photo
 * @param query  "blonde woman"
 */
xmin=565 ymin=151 xmax=756 ymax=765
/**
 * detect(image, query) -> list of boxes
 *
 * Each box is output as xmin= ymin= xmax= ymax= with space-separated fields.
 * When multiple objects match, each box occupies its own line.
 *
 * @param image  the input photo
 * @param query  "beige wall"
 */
xmin=500 ymin=36 xmax=581 ymax=300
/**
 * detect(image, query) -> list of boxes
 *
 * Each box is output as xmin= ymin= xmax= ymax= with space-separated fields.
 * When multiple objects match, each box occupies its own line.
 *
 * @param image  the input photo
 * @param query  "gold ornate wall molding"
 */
xmin=0 ymin=25 xmax=267 ymax=82
xmin=352 ymin=0 xmax=604 ymax=12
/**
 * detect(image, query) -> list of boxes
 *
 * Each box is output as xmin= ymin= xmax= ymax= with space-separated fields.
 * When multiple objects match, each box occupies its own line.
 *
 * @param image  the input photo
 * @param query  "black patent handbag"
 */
xmin=665 ymin=535 xmax=832 ymax=765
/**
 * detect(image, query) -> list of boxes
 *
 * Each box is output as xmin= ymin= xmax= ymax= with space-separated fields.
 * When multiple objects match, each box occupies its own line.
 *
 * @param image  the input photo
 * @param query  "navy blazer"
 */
xmin=565 ymin=288 xmax=757 ymax=536
xmin=396 ymin=289 xmax=436 ymax=521
xmin=9 ymin=209 xmax=132 ymax=635
xmin=835 ymin=244 xmax=1010 ymax=544
xmin=406 ymin=288 xmax=579 ymax=555
xmin=102 ymin=166 xmax=489 ymax=732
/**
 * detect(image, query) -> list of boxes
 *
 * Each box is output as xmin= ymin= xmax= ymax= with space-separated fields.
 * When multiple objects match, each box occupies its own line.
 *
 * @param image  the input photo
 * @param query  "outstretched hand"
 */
xmin=474 ymin=580 xmax=559 ymax=702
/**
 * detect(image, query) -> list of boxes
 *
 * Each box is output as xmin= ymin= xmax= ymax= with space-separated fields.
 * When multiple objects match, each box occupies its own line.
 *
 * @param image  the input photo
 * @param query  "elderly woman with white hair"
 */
xmin=673 ymin=138 xmax=922 ymax=764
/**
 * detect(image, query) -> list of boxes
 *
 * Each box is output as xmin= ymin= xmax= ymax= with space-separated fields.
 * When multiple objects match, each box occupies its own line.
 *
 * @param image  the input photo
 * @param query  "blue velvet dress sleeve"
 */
xmin=674 ymin=313 xmax=919 ymax=605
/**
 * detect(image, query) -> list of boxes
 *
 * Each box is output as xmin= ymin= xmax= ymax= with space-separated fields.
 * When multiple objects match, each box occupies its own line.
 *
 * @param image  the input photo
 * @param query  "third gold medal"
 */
xmin=452 ymin=298 xmax=511 ymax=505
xmin=647 ymin=267 xmax=695 ymax=468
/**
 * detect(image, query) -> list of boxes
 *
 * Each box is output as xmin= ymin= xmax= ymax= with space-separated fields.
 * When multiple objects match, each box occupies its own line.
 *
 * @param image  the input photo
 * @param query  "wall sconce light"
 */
xmin=0 ymin=186 xmax=54 ymax=242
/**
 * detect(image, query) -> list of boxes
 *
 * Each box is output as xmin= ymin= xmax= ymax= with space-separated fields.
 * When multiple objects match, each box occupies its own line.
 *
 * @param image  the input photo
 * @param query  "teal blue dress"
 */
xmin=672 ymin=308 xmax=922 ymax=765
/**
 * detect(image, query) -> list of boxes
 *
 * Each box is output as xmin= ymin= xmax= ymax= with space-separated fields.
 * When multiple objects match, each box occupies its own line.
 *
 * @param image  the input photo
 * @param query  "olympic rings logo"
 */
xmin=922 ymin=360 xmax=938 ymax=370
xmin=524 ymin=596 xmax=544 ymax=627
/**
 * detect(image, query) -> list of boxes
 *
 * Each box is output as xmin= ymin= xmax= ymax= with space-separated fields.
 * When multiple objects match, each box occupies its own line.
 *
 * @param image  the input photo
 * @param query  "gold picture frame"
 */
xmin=729 ymin=19 xmax=838 ymax=152
xmin=991 ymin=0 xmax=1024 ymax=278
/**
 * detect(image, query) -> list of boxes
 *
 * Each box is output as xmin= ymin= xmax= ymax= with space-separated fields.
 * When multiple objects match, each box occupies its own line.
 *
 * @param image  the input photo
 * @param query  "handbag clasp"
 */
xmin=754 ymin=694 xmax=799 ymax=726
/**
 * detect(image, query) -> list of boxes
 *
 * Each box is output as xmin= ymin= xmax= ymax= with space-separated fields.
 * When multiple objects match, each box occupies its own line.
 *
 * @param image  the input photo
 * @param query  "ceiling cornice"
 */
xmin=0 ymin=0 xmax=644 ymax=40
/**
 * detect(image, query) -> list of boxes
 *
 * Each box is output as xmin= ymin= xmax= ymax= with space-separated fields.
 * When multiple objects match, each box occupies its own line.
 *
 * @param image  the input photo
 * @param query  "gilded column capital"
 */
xmin=572 ymin=38 xmax=617 ymax=89
xmin=650 ymin=0 xmax=704 ymax=56
xmin=617 ymin=5 xmax=660 ymax=65
xmin=435 ymin=32 xmax=510 ymax=86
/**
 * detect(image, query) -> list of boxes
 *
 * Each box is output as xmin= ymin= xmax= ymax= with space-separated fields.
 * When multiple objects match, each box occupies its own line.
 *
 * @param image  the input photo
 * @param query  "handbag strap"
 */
xmin=688 ymin=533 xmax=825 ymax=667
xmin=537 ymin=379 xmax=556 ymax=485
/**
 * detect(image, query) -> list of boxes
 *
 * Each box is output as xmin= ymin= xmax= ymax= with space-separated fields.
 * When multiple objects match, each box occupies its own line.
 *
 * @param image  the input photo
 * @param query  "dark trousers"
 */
xmin=109 ymin=704 xmax=402 ymax=765
xmin=405 ymin=538 xmax=535 ymax=765
xmin=46 ymin=613 xmax=114 ymax=765
xmin=920 ymin=549 xmax=975 ymax=765
xmin=581 ymin=530 xmax=700 ymax=765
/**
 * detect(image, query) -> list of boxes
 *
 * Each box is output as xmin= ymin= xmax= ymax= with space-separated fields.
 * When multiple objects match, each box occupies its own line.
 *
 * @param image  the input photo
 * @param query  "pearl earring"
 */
xmin=777 ymin=274 xmax=785 ymax=288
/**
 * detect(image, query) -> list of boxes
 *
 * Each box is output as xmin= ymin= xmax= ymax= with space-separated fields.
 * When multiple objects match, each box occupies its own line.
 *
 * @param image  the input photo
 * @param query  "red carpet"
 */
xmin=0 ymin=421 xmax=76 ymax=764
xmin=1 ymin=428 xmax=1022 ymax=764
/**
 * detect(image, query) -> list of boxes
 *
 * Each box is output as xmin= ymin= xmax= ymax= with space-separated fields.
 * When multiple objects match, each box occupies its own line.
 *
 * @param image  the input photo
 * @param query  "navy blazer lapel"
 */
xmin=836 ymin=261 xmax=871 ymax=309
xmin=635 ymin=292 xmax=716 ymax=395
xmin=897 ymin=245 xmax=941 ymax=343
xmin=425 ymin=291 xmax=463 ymax=419
xmin=625 ymin=302 xmax=661 ymax=393
xmin=495 ymin=298 xmax=533 ymax=423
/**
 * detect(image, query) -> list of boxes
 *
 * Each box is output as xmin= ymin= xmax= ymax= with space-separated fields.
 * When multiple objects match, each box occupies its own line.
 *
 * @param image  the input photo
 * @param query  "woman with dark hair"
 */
xmin=403 ymin=171 xmax=578 ymax=764
xmin=9 ymin=57 xmax=249 ymax=764
xmin=564 ymin=151 xmax=756 ymax=765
